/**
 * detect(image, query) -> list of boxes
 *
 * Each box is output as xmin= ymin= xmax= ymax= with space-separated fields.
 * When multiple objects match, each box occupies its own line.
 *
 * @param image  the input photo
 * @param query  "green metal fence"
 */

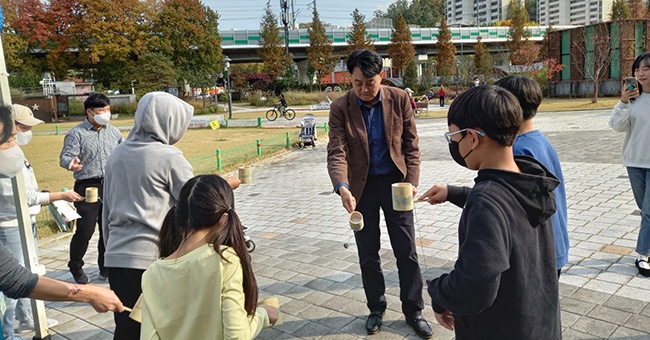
xmin=35 ymin=126 xmax=330 ymax=237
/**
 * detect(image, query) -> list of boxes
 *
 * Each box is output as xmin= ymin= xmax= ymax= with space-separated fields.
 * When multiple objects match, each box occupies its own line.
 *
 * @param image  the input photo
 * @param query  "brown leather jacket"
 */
xmin=327 ymin=86 xmax=421 ymax=200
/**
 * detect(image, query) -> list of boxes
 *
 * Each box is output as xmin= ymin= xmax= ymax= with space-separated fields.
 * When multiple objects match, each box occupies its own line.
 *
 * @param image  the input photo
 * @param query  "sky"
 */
xmin=204 ymin=0 xmax=396 ymax=31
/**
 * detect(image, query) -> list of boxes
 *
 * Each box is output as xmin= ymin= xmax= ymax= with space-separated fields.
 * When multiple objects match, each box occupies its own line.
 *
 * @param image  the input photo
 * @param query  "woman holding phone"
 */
xmin=610 ymin=52 xmax=650 ymax=277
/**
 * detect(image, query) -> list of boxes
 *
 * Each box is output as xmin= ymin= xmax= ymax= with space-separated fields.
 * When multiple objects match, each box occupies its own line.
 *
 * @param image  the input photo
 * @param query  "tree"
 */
xmin=506 ymin=0 xmax=532 ymax=64
xmin=403 ymin=60 xmax=419 ymax=93
xmin=258 ymin=1 xmax=289 ymax=79
xmin=473 ymin=36 xmax=493 ymax=82
xmin=419 ymin=58 xmax=435 ymax=91
xmin=347 ymin=8 xmax=374 ymax=55
xmin=436 ymin=17 xmax=456 ymax=83
xmin=570 ymin=24 xmax=616 ymax=103
xmin=387 ymin=13 xmax=414 ymax=73
xmin=306 ymin=5 xmax=336 ymax=86
xmin=374 ymin=0 xmax=444 ymax=28
xmin=628 ymin=0 xmax=646 ymax=18
xmin=123 ymin=52 xmax=178 ymax=97
xmin=409 ymin=0 xmax=442 ymax=27
xmin=525 ymin=0 xmax=537 ymax=23
xmin=610 ymin=0 xmax=631 ymax=20
xmin=385 ymin=0 xmax=412 ymax=23
xmin=154 ymin=0 xmax=223 ymax=90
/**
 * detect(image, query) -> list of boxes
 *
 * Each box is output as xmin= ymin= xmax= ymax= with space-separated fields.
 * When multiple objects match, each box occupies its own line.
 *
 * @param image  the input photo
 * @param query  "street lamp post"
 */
xmin=224 ymin=56 xmax=233 ymax=120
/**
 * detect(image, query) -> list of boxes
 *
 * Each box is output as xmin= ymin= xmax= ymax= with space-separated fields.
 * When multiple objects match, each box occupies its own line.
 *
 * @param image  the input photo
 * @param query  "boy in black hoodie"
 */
xmin=418 ymin=85 xmax=561 ymax=340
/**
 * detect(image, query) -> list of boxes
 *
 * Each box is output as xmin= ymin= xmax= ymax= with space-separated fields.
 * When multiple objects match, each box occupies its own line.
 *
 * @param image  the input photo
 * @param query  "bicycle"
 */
xmin=266 ymin=105 xmax=296 ymax=121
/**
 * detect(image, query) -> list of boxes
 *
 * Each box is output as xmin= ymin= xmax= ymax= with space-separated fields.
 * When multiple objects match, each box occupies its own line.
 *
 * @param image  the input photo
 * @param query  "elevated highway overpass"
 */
xmin=221 ymin=26 xmax=567 ymax=62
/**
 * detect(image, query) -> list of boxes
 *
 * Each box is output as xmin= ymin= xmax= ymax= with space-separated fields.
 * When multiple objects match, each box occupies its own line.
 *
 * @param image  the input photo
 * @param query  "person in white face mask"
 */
xmin=1 ymin=105 xmax=85 ymax=338
xmin=0 ymin=107 xmax=126 ymax=331
xmin=59 ymin=94 xmax=123 ymax=286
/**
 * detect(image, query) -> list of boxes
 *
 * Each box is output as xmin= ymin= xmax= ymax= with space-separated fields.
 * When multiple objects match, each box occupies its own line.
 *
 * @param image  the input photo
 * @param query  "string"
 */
xmin=413 ymin=203 xmax=430 ymax=285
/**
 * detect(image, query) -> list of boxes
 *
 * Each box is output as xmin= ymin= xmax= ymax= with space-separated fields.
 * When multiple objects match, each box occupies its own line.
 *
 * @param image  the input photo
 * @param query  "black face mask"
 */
xmin=448 ymin=134 xmax=473 ymax=168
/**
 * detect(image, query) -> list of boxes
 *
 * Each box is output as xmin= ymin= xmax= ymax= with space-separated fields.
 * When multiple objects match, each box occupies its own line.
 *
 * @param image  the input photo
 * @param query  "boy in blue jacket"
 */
xmin=496 ymin=75 xmax=569 ymax=277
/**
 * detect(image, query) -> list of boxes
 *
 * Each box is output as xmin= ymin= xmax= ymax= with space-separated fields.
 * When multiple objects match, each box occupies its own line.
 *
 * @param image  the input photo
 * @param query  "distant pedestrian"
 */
xmin=437 ymin=85 xmax=446 ymax=107
xmin=610 ymin=52 xmax=650 ymax=277
xmin=470 ymin=76 xmax=480 ymax=87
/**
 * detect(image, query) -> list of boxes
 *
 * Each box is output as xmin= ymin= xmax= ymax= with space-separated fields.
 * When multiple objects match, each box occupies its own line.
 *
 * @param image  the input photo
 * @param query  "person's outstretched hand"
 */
xmin=259 ymin=304 xmax=279 ymax=326
xmin=417 ymin=184 xmax=448 ymax=205
xmin=85 ymin=285 xmax=125 ymax=313
xmin=68 ymin=157 xmax=83 ymax=171
xmin=226 ymin=177 xmax=241 ymax=190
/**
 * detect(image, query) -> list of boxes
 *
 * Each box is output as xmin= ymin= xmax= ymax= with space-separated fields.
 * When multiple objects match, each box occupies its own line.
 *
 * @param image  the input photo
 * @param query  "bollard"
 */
xmin=257 ymin=117 xmax=263 ymax=127
xmin=225 ymin=119 xmax=229 ymax=128
xmin=256 ymin=139 xmax=262 ymax=157
xmin=55 ymin=124 xmax=60 ymax=135
xmin=216 ymin=149 xmax=222 ymax=171
xmin=324 ymin=122 xmax=329 ymax=134
xmin=285 ymin=131 xmax=290 ymax=149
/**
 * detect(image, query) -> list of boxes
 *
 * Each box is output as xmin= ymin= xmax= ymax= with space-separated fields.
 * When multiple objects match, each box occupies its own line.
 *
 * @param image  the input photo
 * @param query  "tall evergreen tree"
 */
xmin=610 ymin=0 xmax=631 ymax=20
xmin=506 ymin=0 xmax=531 ymax=64
xmin=403 ymin=60 xmax=419 ymax=93
xmin=306 ymin=4 xmax=336 ymax=85
xmin=347 ymin=8 xmax=374 ymax=55
xmin=436 ymin=16 xmax=456 ymax=82
xmin=473 ymin=37 xmax=493 ymax=83
xmin=258 ymin=1 xmax=288 ymax=79
xmin=387 ymin=13 xmax=414 ymax=72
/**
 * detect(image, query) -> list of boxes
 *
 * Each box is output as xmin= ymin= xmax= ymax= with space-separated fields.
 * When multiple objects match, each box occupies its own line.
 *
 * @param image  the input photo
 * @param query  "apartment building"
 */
xmin=538 ymin=0 xmax=614 ymax=26
xmin=446 ymin=0 xmax=613 ymax=27
xmin=446 ymin=0 xmax=514 ymax=26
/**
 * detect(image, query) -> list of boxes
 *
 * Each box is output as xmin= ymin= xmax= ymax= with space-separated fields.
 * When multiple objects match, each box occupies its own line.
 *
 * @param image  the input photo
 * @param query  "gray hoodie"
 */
xmin=102 ymin=92 xmax=194 ymax=270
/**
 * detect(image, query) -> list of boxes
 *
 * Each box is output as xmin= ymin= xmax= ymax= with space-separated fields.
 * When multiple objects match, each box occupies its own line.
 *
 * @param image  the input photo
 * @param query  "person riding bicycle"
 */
xmin=276 ymin=94 xmax=288 ymax=114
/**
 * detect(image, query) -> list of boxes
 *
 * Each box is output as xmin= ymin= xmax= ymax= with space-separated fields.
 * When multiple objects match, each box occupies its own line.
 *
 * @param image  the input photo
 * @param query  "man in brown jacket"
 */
xmin=327 ymin=49 xmax=432 ymax=339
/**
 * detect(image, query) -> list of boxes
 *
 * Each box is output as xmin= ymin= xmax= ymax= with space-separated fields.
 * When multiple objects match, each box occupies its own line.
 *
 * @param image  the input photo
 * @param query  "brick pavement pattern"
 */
xmin=24 ymin=108 xmax=650 ymax=339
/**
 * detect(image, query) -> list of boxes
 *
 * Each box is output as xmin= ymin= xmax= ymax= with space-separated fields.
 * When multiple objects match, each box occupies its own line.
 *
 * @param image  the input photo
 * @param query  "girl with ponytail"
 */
xmin=140 ymin=175 xmax=278 ymax=339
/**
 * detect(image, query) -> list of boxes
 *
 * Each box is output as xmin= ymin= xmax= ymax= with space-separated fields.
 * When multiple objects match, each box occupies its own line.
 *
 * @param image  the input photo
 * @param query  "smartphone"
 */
xmin=625 ymin=77 xmax=638 ymax=91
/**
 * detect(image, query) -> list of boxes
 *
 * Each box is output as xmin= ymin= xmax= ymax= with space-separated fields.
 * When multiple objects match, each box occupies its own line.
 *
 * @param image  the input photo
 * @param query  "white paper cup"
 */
xmin=391 ymin=182 xmax=414 ymax=211
xmin=349 ymin=211 xmax=364 ymax=231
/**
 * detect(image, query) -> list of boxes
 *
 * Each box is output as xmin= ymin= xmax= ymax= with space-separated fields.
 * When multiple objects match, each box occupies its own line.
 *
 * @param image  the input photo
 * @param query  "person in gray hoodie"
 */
xmin=102 ymin=92 xmax=194 ymax=340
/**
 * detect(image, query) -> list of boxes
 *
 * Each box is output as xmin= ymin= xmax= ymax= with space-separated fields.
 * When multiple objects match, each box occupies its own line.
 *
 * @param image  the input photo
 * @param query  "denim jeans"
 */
xmin=0 ymin=223 xmax=37 ymax=338
xmin=627 ymin=167 xmax=650 ymax=256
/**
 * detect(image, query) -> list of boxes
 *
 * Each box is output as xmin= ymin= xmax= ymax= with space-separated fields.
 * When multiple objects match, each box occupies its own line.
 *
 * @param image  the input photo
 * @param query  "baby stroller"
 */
xmin=243 ymin=226 xmax=255 ymax=252
xmin=299 ymin=114 xmax=317 ymax=149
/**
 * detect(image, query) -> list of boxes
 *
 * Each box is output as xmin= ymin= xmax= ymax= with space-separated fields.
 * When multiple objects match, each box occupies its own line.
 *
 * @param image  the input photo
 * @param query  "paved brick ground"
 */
xmin=18 ymin=108 xmax=650 ymax=339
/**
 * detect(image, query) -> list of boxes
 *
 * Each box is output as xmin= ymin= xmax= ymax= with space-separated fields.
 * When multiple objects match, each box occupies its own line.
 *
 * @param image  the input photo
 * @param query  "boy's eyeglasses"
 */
xmin=443 ymin=128 xmax=486 ymax=144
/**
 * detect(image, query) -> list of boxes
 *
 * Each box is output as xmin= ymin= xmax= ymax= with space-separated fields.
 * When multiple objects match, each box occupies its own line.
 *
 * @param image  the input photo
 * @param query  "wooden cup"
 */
xmin=238 ymin=166 xmax=252 ymax=184
xmin=85 ymin=187 xmax=98 ymax=203
xmin=349 ymin=211 xmax=364 ymax=231
xmin=391 ymin=182 xmax=414 ymax=211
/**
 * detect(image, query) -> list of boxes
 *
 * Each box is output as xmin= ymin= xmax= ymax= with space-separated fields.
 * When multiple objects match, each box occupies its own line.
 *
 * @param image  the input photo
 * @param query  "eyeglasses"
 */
xmin=443 ymin=128 xmax=486 ymax=144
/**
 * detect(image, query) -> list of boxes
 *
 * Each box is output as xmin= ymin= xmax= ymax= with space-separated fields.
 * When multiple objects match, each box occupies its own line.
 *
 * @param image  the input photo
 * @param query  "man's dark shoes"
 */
xmin=366 ymin=310 xmax=384 ymax=335
xmin=405 ymin=312 xmax=433 ymax=339
xmin=71 ymin=269 xmax=90 ymax=284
